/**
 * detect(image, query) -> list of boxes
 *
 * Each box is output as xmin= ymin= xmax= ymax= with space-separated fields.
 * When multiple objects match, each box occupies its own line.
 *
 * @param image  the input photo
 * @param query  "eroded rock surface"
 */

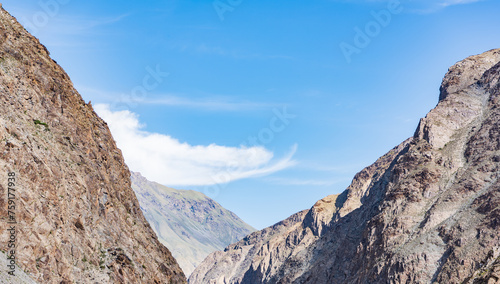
xmin=190 ymin=49 xmax=500 ymax=284
xmin=0 ymin=6 xmax=185 ymax=283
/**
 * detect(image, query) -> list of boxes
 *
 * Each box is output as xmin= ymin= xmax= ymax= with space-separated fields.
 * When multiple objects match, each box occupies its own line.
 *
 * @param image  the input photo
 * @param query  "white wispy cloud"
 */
xmin=40 ymin=13 xmax=131 ymax=36
xmin=330 ymin=0 xmax=484 ymax=13
xmin=78 ymin=86 xmax=280 ymax=111
xmin=196 ymin=43 xmax=294 ymax=60
xmin=439 ymin=0 xmax=481 ymax=7
xmin=94 ymin=104 xmax=297 ymax=186
xmin=163 ymin=41 xmax=292 ymax=60
xmin=144 ymin=95 xmax=277 ymax=111
xmin=12 ymin=3 xmax=130 ymax=37
xmin=410 ymin=0 xmax=483 ymax=13
xmin=265 ymin=177 xmax=346 ymax=186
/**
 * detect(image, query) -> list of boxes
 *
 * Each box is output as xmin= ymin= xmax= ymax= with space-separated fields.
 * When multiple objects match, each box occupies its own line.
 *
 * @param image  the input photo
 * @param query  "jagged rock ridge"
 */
xmin=131 ymin=172 xmax=255 ymax=277
xmin=190 ymin=49 xmax=500 ymax=284
xmin=0 ymin=6 xmax=185 ymax=283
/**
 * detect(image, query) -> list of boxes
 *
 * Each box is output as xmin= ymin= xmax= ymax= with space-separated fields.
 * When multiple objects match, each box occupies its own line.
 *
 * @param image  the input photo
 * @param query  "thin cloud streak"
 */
xmin=330 ymin=0 xmax=484 ymax=13
xmin=145 ymin=96 xmax=279 ymax=111
xmin=163 ymin=41 xmax=293 ymax=60
xmin=196 ymin=43 xmax=294 ymax=60
xmin=440 ymin=0 xmax=481 ymax=7
xmin=42 ymin=13 xmax=131 ymax=36
xmin=78 ymin=86 xmax=282 ymax=111
xmin=265 ymin=176 xmax=347 ymax=187
xmin=404 ymin=0 xmax=483 ymax=13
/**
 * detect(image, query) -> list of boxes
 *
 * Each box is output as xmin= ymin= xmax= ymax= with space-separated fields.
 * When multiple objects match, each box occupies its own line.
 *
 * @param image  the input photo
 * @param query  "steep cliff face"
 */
xmin=0 ymin=6 xmax=185 ymax=283
xmin=190 ymin=49 xmax=500 ymax=284
xmin=188 ymin=209 xmax=309 ymax=284
xmin=131 ymin=172 xmax=255 ymax=277
xmin=189 ymin=139 xmax=409 ymax=284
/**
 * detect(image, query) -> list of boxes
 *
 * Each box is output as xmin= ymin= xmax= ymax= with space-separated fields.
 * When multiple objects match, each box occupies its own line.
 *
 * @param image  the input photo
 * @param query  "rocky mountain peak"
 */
xmin=190 ymin=48 xmax=500 ymax=284
xmin=439 ymin=48 xmax=500 ymax=101
xmin=415 ymin=48 xmax=500 ymax=150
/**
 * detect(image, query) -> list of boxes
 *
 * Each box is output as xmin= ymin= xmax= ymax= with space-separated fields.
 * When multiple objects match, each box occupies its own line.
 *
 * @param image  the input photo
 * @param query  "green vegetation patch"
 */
xmin=34 ymin=119 xmax=50 ymax=131
xmin=34 ymin=120 xmax=48 ymax=127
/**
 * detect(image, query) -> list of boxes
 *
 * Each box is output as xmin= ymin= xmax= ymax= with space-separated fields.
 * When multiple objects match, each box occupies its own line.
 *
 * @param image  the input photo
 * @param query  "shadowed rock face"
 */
xmin=190 ymin=49 xmax=500 ymax=284
xmin=0 ymin=6 xmax=185 ymax=283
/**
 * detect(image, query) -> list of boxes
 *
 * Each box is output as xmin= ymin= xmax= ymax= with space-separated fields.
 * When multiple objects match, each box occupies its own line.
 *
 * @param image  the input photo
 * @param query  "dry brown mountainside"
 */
xmin=0 ymin=5 xmax=185 ymax=283
xmin=190 ymin=49 xmax=500 ymax=283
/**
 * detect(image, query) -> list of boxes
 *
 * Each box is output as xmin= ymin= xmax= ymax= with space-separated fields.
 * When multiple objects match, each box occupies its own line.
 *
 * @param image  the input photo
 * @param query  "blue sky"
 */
xmin=4 ymin=0 xmax=500 ymax=229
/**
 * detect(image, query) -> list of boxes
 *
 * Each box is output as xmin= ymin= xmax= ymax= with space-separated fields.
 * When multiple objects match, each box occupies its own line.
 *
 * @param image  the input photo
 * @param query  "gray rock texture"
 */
xmin=190 ymin=49 xmax=500 ymax=284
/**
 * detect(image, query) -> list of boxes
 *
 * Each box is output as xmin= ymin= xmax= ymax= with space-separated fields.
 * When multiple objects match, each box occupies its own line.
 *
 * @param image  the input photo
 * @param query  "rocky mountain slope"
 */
xmin=190 ymin=49 xmax=500 ymax=284
xmin=131 ymin=172 xmax=255 ymax=277
xmin=0 ymin=5 xmax=185 ymax=283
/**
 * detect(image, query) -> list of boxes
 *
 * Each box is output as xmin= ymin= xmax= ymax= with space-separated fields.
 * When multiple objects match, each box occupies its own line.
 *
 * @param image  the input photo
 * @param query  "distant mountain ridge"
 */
xmin=131 ymin=172 xmax=255 ymax=277
xmin=190 ymin=49 xmax=500 ymax=283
